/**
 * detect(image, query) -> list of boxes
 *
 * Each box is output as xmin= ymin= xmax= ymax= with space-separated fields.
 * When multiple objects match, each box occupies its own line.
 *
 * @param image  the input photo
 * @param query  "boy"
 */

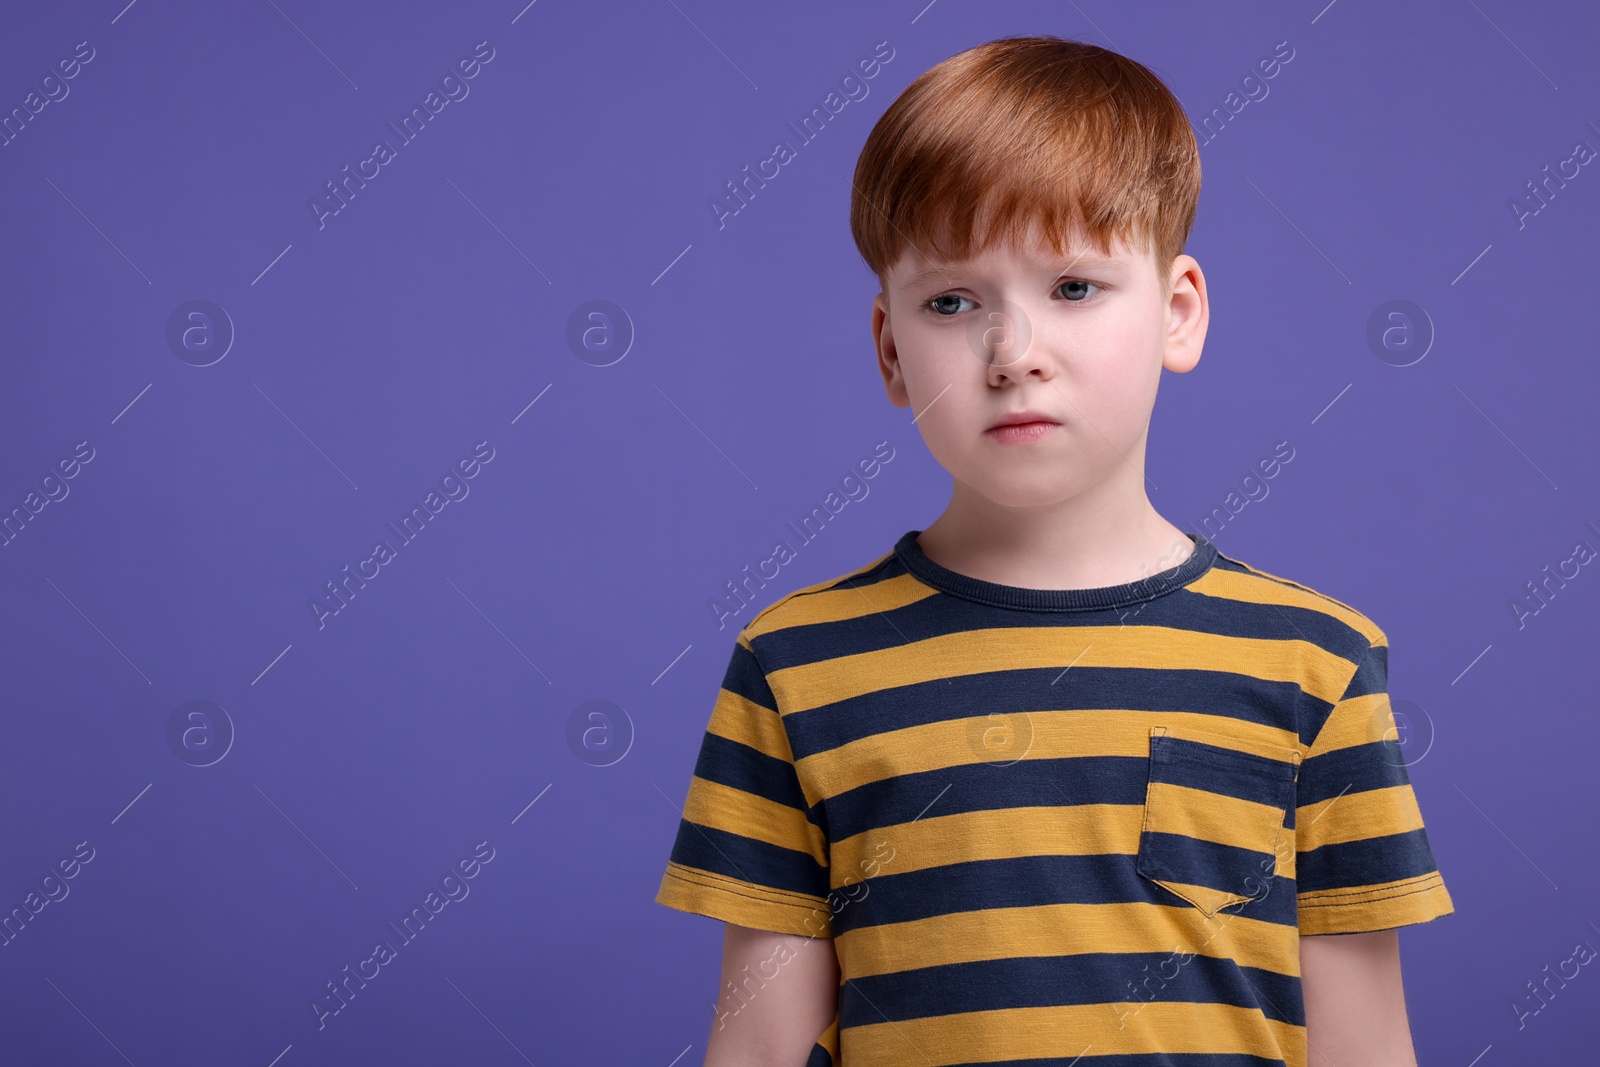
xmin=656 ymin=36 xmax=1453 ymax=1067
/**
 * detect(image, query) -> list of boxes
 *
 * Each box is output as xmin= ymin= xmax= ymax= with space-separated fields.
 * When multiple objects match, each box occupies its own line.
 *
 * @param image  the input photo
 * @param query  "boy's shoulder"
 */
xmin=739 ymin=542 xmax=905 ymax=645
xmin=1204 ymin=544 xmax=1387 ymax=654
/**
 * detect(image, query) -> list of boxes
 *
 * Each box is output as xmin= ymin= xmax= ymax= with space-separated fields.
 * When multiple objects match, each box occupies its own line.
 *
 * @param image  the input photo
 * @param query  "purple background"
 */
xmin=2 ymin=0 xmax=1595 ymax=1063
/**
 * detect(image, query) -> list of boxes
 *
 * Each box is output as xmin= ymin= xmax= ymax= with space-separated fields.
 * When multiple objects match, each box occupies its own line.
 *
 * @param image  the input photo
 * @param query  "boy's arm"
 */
xmin=1300 ymin=928 xmax=1419 ymax=1067
xmin=703 ymin=922 xmax=838 ymax=1067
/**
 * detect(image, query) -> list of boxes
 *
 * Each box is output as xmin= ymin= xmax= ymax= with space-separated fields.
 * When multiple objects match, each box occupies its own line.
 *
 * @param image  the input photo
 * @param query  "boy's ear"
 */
xmin=872 ymin=291 xmax=911 ymax=408
xmin=1163 ymin=255 xmax=1208 ymax=375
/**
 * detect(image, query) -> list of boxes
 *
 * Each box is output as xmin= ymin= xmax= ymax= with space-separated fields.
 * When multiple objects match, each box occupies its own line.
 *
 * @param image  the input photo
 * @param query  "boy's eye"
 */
xmin=926 ymin=293 xmax=974 ymax=316
xmin=924 ymin=281 xmax=1101 ymax=316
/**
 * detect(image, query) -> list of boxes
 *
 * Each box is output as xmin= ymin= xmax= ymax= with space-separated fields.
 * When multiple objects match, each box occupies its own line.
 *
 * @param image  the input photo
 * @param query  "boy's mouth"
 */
xmin=986 ymin=410 xmax=1060 ymax=430
xmin=985 ymin=411 xmax=1060 ymax=444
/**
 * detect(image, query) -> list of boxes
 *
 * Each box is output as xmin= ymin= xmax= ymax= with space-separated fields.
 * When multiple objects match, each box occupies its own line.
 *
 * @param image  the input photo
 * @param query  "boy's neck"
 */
xmin=915 ymin=477 xmax=1196 ymax=593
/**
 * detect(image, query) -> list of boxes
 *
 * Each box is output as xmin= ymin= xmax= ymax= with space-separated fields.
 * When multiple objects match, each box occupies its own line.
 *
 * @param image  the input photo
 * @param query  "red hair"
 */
xmin=850 ymin=36 xmax=1200 ymax=295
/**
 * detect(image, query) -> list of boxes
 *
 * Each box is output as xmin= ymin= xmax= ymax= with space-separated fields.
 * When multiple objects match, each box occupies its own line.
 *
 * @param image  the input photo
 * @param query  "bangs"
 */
xmin=851 ymin=37 xmax=1200 ymax=290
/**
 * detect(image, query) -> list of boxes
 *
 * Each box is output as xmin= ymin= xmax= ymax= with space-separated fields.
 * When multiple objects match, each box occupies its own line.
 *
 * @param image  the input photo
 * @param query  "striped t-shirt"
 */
xmin=657 ymin=529 xmax=1454 ymax=1067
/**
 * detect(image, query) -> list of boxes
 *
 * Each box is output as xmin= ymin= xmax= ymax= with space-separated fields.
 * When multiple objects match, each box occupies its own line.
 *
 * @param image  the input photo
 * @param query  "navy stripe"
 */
xmin=1297 ymin=741 xmax=1414 ymax=808
xmin=830 ymin=854 xmax=1299 ymax=935
xmin=827 ymin=755 xmax=1148 ymax=841
xmin=721 ymin=638 xmax=779 ymax=707
xmin=1154 ymin=735 xmax=1298 ymax=779
xmin=1299 ymin=641 xmax=1384 ymax=743
xmin=826 ymin=754 xmax=1297 ymax=842
xmin=820 ymin=551 xmax=900 ymax=590
xmin=693 ymin=732 xmax=815 ymax=817
xmin=1136 ymin=832 xmax=1281 ymax=899
xmin=1151 ymin=735 xmax=1298 ymax=801
xmin=1297 ymin=828 xmax=1440 ymax=895
xmin=665 ymin=820 xmax=829 ymax=900
xmin=825 ymin=755 xmax=1299 ymax=844
xmin=1342 ymin=642 xmax=1387 ymax=700
xmin=840 ymin=952 xmax=1303 ymax=1028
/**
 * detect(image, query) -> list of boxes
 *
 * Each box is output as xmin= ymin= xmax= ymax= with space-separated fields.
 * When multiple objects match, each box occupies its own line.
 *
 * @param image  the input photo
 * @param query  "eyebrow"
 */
xmin=900 ymin=252 xmax=1125 ymax=290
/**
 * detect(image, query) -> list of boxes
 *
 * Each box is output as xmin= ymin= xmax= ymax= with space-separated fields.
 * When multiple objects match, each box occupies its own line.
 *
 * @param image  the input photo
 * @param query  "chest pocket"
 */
xmin=1134 ymin=724 xmax=1301 ymax=917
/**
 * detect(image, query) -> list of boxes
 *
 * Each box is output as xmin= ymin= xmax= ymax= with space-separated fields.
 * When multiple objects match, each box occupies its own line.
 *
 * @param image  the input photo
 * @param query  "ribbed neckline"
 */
xmin=893 ymin=528 xmax=1218 ymax=612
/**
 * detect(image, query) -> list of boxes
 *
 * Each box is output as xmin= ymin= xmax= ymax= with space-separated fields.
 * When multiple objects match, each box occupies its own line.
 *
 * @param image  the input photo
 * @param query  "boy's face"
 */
xmin=871 ymin=221 xmax=1207 ymax=511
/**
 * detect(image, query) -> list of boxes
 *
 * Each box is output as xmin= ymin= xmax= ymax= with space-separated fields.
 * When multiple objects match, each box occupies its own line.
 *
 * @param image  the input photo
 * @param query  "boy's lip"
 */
xmin=987 ymin=410 xmax=1060 ymax=430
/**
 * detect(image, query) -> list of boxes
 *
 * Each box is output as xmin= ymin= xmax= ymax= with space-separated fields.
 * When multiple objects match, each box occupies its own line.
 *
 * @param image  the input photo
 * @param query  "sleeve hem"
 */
xmin=1297 ymin=871 xmax=1455 ymax=935
xmin=656 ymin=863 xmax=833 ymax=939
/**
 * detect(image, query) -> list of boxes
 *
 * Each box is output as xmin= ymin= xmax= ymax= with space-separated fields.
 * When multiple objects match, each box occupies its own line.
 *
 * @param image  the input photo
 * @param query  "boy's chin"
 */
xmin=963 ymin=471 xmax=1098 ymax=510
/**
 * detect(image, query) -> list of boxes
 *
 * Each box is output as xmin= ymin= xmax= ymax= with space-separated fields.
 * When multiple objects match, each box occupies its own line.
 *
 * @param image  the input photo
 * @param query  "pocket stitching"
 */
xmin=1154 ymin=723 xmax=1303 ymax=772
xmin=1137 ymin=725 xmax=1299 ymax=917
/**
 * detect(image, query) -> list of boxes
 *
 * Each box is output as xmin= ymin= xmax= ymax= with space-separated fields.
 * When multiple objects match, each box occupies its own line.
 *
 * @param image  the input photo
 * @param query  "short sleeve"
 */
xmin=655 ymin=631 xmax=833 ymax=938
xmin=1294 ymin=638 xmax=1455 ymax=935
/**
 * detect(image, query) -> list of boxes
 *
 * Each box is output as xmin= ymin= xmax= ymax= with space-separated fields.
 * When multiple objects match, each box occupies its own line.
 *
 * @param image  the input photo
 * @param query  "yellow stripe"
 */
xmin=682 ymin=777 xmax=827 ymax=863
xmin=1145 ymin=782 xmax=1287 ymax=854
xmin=768 ymin=626 xmax=1356 ymax=714
xmin=656 ymin=864 xmax=831 ymax=937
xmin=1297 ymin=871 xmax=1441 ymax=908
xmin=660 ymin=861 xmax=827 ymax=911
xmin=742 ymin=551 xmax=898 ymax=635
xmin=704 ymin=680 xmax=836 ymax=810
xmin=835 ymin=900 xmax=1301 ymax=979
xmin=1298 ymin=872 xmax=1454 ymax=935
xmin=745 ymin=570 xmax=936 ymax=640
xmin=797 ymin=708 xmax=1302 ymax=799
xmin=1306 ymin=690 xmax=1393 ymax=757
xmin=830 ymin=804 xmax=1298 ymax=886
xmin=815 ymin=1018 xmax=838 ymax=1059
xmin=1147 ymin=877 xmax=1262 ymax=918
xmin=842 ymin=1001 xmax=1301 ymax=1064
xmin=834 ymin=803 xmax=1140 ymax=874
xmin=830 ymin=795 xmax=1291 ymax=875
xmin=1295 ymin=784 xmax=1424 ymax=851
xmin=706 ymin=687 xmax=791 ymax=760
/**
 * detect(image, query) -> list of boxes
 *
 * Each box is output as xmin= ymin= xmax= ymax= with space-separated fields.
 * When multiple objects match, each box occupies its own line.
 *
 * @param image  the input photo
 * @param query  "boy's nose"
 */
xmin=966 ymin=297 xmax=1036 ymax=370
